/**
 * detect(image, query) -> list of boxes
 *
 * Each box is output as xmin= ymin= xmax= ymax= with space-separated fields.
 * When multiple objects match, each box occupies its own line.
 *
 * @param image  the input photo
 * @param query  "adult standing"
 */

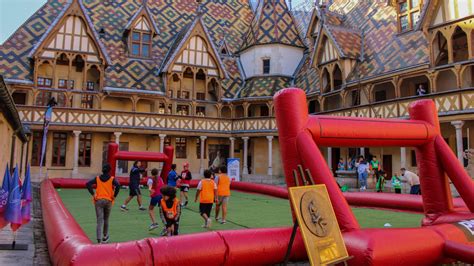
xmin=86 ymin=164 xmax=121 ymax=243
xmin=121 ymin=161 xmax=147 ymax=211
xmin=401 ymin=168 xmax=421 ymax=195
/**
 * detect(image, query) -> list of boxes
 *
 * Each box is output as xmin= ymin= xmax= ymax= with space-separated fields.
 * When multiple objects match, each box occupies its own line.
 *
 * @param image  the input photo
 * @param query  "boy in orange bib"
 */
xmin=86 ymin=164 xmax=121 ymax=243
xmin=159 ymin=186 xmax=181 ymax=236
xmin=215 ymin=165 xmax=231 ymax=224
xmin=194 ymin=170 xmax=217 ymax=228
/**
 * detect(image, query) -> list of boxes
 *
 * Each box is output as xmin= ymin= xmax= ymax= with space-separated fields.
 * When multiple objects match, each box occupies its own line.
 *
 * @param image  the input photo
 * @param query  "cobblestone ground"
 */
xmin=0 ymin=183 xmax=51 ymax=266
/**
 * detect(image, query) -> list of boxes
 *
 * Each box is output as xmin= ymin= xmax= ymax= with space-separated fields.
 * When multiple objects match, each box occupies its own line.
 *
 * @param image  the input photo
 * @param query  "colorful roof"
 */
xmin=240 ymin=0 xmax=306 ymax=52
xmin=238 ymin=76 xmax=293 ymax=98
xmin=324 ymin=24 xmax=361 ymax=60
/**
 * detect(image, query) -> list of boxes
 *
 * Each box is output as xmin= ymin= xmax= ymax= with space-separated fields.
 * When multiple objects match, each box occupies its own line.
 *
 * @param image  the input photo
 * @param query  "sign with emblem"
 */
xmin=227 ymin=158 xmax=240 ymax=181
xmin=289 ymin=185 xmax=349 ymax=265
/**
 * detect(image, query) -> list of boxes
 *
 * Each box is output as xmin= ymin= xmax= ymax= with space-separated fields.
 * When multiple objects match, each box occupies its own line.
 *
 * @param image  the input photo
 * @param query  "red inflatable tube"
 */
xmin=444 ymin=241 xmax=474 ymax=263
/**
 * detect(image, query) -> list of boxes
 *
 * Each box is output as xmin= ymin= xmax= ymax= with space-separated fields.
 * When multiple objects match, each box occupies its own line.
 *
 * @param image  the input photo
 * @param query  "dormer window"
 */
xmin=130 ymin=17 xmax=152 ymax=58
xmin=263 ymin=58 xmax=270 ymax=74
xmin=397 ymin=0 xmax=422 ymax=32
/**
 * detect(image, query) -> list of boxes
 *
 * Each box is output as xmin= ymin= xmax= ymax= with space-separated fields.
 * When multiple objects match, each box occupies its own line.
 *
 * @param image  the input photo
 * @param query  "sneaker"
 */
xmin=101 ymin=235 xmax=109 ymax=244
xmin=215 ymin=217 xmax=219 ymax=221
xmin=149 ymin=223 xmax=159 ymax=231
xmin=120 ymin=205 xmax=129 ymax=212
xmin=184 ymin=201 xmax=188 ymax=206
xmin=220 ymin=220 xmax=226 ymax=224
xmin=207 ymin=218 xmax=212 ymax=228
xmin=160 ymin=228 xmax=168 ymax=236
xmin=139 ymin=206 xmax=147 ymax=211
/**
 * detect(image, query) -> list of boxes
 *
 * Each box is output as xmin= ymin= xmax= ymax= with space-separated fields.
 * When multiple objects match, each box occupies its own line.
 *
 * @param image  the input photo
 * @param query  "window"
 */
xmin=86 ymin=81 xmax=95 ymax=91
xmin=56 ymin=93 xmax=68 ymax=107
xmin=37 ymin=77 xmax=52 ymax=87
xmin=410 ymin=149 xmax=417 ymax=167
xmin=12 ymin=92 xmax=26 ymax=105
xmin=31 ymin=132 xmax=46 ymax=166
xmin=79 ymin=133 xmax=92 ymax=167
xmin=197 ymin=138 xmax=207 ymax=159
xmin=58 ymin=79 xmax=67 ymax=89
xmin=177 ymin=105 xmax=189 ymax=115
xmin=36 ymin=91 xmax=52 ymax=106
xmin=178 ymin=91 xmax=190 ymax=99
xmin=176 ymin=137 xmax=187 ymax=158
xmin=81 ymin=95 xmax=94 ymax=109
xmin=262 ymin=59 xmax=270 ymax=74
xmin=52 ymin=132 xmax=67 ymax=167
xmin=196 ymin=92 xmax=206 ymax=101
xmin=260 ymin=106 xmax=269 ymax=117
xmin=130 ymin=26 xmax=152 ymax=57
xmin=168 ymin=90 xmax=174 ymax=98
xmin=351 ymin=90 xmax=360 ymax=106
xmin=196 ymin=106 xmax=206 ymax=116
xmin=397 ymin=0 xmax=422 ymax=32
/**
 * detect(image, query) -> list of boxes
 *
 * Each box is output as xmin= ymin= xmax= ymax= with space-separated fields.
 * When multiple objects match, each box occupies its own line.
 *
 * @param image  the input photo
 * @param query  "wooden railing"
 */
xmin=17 ymin=89 xmax=473 ymax=135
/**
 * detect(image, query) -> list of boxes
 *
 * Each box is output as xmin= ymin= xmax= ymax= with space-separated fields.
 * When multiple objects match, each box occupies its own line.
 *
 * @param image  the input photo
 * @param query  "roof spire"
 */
xmin=196 ymin=1 xmax=204 ymax=17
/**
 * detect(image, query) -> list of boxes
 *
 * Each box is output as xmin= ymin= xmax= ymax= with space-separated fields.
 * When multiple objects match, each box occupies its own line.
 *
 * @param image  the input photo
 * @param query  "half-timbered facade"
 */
xmin=0 ymin=0 xmax=472 ymax=181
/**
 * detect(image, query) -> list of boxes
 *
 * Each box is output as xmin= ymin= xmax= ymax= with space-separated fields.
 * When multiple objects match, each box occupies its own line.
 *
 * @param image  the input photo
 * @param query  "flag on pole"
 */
xmin=0 ymin=164 xmax=11 ymax=229
xmin=39 ymin=103 xmax=54 ymax=179
xmin=5 ymin=166 xmax=22 ymax=231
xmin=21 ymin=164 xmax=32 ymax=225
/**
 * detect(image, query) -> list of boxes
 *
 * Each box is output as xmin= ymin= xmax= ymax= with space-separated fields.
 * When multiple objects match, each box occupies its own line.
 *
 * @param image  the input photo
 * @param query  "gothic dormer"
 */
xmin=124 ymin=0 xmax=159 ymax=58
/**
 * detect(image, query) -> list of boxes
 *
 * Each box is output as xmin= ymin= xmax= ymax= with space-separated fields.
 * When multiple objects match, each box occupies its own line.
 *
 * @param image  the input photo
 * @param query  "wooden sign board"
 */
xmin=289 ymin=185 xmax=349 ymax=265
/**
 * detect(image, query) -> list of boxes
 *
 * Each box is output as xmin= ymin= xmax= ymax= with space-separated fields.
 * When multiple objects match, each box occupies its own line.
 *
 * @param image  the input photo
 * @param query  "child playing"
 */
xmin=86 ymin=164 xmax=121 ymax=243
xmin=391 ymin=173 xmax=402 ymax=194
xmin=376 ymin=170 xmax=386 ymax=192
xmin=337 ymin=158 xmax=345 ymax=171
xmin=167 ymin=164 xmax=178 ymax=187
xmin=215 ymin=165 xmax=231 ymax=224
xmin=195 ymin=170 xmax=217 ymax=228
xmin=159 ymin=186 xmax=181 ymax=236
xmin=179 ymin=162 xmax=192 ymax=207
xmin=148 ymin=168 xmax=164 ymax=231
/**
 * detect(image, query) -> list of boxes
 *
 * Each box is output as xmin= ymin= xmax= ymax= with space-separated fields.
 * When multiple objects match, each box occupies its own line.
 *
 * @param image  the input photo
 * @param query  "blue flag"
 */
xmin=21 ymin=164 xmax=32 ymax=224
xmin=0 ymin=164 xmax=10 ymax=213
xmin=39 ymin=105 xmax=53 ymax=178
xmin=5 ymin=166 xmax=22 ymax=230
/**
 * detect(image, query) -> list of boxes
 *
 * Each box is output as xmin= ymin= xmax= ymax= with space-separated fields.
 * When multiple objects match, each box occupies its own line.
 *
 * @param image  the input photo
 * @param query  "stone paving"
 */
xmin=0 ymin=183 xmax=50 ymax=266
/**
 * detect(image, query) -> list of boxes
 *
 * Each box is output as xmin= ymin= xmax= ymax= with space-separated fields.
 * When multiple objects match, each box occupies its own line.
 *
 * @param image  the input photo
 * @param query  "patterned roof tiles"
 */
xmin=324 ymin=24 xmax=361 ymax=60
xmin=238 ymin=76 xmax=293 ymax=98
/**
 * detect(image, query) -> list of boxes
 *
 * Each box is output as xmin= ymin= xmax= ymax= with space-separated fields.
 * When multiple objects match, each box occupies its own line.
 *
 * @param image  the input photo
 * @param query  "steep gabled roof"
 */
xmin=240 ymin=0 xmax=305 ymax=52
xmin=159 ymin=14 xmax=227 ymax=79
xmin=324 ymin=24 xmax=361 ymax=60
xmin=27 ymin=0 xmax=111 ymax=65
xmin=124 ymin=1 xmax=160 ymax=35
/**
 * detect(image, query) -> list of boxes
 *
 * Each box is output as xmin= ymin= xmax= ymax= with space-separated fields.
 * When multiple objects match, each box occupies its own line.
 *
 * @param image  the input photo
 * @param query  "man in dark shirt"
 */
xmin=121 ymin=161 xmax=147 ymax=211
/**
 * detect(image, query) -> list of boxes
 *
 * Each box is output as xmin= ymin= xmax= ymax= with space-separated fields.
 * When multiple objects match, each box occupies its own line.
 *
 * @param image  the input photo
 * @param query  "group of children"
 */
xmin=86 ymin=161 xmax=232 ymax=243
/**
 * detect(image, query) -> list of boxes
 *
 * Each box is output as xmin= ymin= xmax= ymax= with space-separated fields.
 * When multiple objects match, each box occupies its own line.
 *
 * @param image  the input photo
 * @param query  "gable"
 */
xmin=430 ymin=0 xmax=474 ymax=27
xmin=174 ymin=36 xmax=218 ymax=74
xmin=319 ymin=36 xmax=338 ymax=64
xmin=133 ymin=16 xmax=151 ymax=32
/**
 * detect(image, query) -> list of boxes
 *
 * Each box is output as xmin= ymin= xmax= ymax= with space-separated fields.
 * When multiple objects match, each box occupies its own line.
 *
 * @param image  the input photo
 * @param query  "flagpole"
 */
xmin=12 ymin=230 xmax=16 ymax=250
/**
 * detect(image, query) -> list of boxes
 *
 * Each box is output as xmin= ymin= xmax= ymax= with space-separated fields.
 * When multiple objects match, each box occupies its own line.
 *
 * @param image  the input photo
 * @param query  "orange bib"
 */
xmin=217 ymin=174 xmax=231 ymax=196
xmin=200 ymin=179 xmax=215 ymax=203
xmin=160 ymin=198 xmax=179 ymax=219
xmin=95 ymin=176 xmax=115 ymax=201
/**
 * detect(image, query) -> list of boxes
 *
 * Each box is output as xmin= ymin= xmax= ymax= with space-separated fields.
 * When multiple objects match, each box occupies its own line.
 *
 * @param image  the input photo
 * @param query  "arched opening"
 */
xmin=221 ymin=106 xmax=232 ymax=118
xmin=102 ymin=96 xmax=133 ymax=112
xmin=169 ymin=74 xmax=181 ymax=98
xmin=158 ymin=102 xmax=172 ymax=114
xmin=176 ymin=104 xmax=190 ymax=116
xmin=204 ymin=105 xmax=218 ymax=117
xmin=235 ymin=105 xmax=245 ymax=118
xmin=436 ymin=69 xmax=457 ymax=92
xmin=452 ymin=27 xmax=468 ymax=63
xmin=136 ymin=99 xmax=155 ymax=113
xmin=345 ymin=90 xmax=361 ymax=107
xmin=433 ymin=31 xmax=449 ymax=66
xmin=195 ymin=69 xmax=206 ymax=100
xmin=248 ymin=104 xmax=269 ymax=117
xmin=11 ymin=91 xmax=27 ymax=105
xmin=323 ymin=94 xmax=342 ymax=111
xmin=333 ymin=64 xmax=343 ymax=90
xmin=373 ymin=82 xmax=396 ymax=102
xmin=56 ymin=53 xmax=72 ymax=89
xmin=322 ymin=68 xmax=330 ymax=93
xmin=207 ymin=78 xmax=219 ymax=101
xmin=86 ymin=66 xmax=100 ymax=91
xmin=72 ymin=55 xmax=85 ymax=88
xmin=461 ymin=65 xmax=474 ymax=88
xmin=36 ymin=62 xmax=53 ymax=87
xmin=400 ymin=75 xmax=430 ymax=97
xmin=308 ymin=99 xmax=321 ymax=113
xmin=180 ymin=67 xmax=193 ymax=99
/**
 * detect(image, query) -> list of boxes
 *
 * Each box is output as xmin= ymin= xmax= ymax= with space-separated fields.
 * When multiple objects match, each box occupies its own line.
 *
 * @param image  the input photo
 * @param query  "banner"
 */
xmin=288 ymin=185 xmax=349 ymax=266
xmin=5 ymin=166 xmax=22 ymax=231
xmin=0 ymin=164 xmax=11 ymax=228
xmin=21 ymin=164 xmax=32 ymax=225
xmin=39 ymin=104 xmax=54 ymax=178
xmin=227 ymin=158 xmax=240 ymax=181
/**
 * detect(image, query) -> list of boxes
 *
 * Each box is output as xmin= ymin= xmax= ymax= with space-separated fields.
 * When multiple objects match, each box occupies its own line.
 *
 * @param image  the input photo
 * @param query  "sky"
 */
xmin=0 ymin=0 xmax=312 ymax=44
xmin=0 ymin=0 xmax=47 ymax=44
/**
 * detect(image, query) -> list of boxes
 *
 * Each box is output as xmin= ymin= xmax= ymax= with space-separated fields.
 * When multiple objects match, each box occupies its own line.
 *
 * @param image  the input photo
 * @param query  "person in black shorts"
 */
xmin=121 ymin=161 xmax=147 ymax=211
xmin=194 ymin=170 xmax=217 ymax=228
xmin=159 ymin=186 xmax=181 ymax=236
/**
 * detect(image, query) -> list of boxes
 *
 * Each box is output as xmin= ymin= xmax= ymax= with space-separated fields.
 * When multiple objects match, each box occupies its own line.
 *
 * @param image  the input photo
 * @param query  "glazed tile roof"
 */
xmin=238 ymin=76 xmax=293 ymax=98
xmin=294 ymin=53 xmax=320 ymax=94
xmin=324 ymin=24 xmax=361 ymax=60
xmin=240 ymin=0 xmax=305 ymax=52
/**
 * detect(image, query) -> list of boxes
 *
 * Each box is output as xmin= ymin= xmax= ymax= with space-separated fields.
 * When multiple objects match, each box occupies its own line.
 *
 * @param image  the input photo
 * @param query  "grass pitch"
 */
xmin=57 ymin=188 xmax=423 ymax=243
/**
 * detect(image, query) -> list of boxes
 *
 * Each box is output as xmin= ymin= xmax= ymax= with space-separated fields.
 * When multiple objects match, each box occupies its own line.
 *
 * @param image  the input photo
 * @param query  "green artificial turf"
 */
xmin=56 ymin=188 xmax=423 ymax=243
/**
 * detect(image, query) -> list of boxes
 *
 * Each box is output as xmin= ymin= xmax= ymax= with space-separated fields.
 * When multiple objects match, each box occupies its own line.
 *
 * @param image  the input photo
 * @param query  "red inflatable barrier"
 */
xmin=274 ymin=88 xmax=474 ymax=265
